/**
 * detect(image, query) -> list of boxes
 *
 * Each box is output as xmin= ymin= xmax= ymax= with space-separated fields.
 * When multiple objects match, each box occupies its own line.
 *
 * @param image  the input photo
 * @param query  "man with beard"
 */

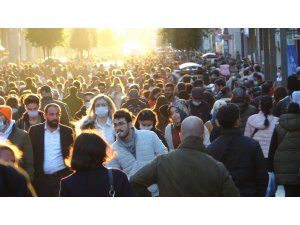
xmin=105 ymin=109 xmax=168 ymax=197
xmin=164 ymin=83 xmax=179 ymax=104
xmin=28 ymin=103 xmax=74 ymax=197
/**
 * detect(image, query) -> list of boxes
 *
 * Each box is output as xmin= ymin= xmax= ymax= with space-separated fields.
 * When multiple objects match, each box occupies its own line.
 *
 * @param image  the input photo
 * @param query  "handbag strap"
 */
xmin=108 ymin=169 xmax=115 ymax=197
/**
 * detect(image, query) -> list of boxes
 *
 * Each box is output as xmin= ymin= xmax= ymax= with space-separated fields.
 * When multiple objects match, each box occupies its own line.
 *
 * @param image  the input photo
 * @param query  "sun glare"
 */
xmin=97 ymin=28 xmax=157 ymax=55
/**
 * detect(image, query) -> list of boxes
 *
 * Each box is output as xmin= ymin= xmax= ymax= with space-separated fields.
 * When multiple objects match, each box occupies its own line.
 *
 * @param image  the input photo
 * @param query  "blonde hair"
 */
xmin=88 ymin=94 xmax=117 ymax=119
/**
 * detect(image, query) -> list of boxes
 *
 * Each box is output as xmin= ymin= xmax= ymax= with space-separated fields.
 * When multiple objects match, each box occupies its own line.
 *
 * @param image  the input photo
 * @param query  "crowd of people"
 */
xmin=1 ymin=51 xmax=300 ymax=197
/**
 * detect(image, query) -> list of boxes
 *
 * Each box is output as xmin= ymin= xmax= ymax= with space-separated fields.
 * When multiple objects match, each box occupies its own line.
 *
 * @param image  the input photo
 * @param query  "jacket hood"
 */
xmin=279 ymin=113 xmax=300 ymax=131
xmin=247 ymin=111 xmax=278 ymax=129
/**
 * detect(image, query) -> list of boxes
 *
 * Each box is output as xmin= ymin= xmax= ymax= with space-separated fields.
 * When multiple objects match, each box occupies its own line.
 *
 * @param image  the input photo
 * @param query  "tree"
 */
xmin=70 ymin=28 xmax=98 ymax=59
xmin=160 ymin=28 xmax=211 ymax=50
xmin=26 ymin=28 xmax=64 ymax=59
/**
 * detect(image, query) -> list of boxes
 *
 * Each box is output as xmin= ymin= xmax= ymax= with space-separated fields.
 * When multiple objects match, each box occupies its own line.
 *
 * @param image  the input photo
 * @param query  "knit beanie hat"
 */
xmin=168 ymin=99 xmax=190 ymax=122
xmin=0 ymin=105 xmax=12 ymax=122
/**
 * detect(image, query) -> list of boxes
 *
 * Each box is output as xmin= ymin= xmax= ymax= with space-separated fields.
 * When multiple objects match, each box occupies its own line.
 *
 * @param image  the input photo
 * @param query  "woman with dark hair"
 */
xmin=165 ymin=99 xmax=210 ymax=151
xmin=244 ymin=95 xmax=278 ymax=160
xmin=272 ymin=86 xmax=288 ymax=115
xmin=153 ymin=95 xmax=169 ymax=134
xmin=134 ymin=109 xmax=168 ymax=148
xmin=59 ymin=131 xmax=135 ymax=197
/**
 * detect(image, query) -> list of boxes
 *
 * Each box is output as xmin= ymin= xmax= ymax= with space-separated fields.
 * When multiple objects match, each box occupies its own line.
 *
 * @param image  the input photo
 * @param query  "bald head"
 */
xmin=180 ymin=116 xmax=204 ymax=141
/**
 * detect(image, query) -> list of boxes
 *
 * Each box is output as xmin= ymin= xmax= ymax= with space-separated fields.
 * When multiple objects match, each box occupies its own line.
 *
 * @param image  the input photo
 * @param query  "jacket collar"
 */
xmin=177 ymin=136 xmax=206 ymax=153
xmin=221 ymin=128 xmax=242 ymax=136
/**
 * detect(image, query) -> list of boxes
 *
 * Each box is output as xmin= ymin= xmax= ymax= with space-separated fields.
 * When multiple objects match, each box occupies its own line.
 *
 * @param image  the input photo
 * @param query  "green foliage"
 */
xmin=161 ymin=28 xmax=212 ymax=50
xmin=26 ymin=28 xmax=64 ymax=49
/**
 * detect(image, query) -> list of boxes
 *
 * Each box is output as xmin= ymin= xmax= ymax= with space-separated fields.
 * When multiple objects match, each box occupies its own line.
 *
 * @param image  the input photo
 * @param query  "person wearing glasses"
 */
xmin=105 ymin=109 xmax=168 ymax=197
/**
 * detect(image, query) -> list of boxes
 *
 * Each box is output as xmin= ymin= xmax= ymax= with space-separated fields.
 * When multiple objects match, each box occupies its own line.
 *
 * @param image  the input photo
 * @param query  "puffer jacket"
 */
xmin=272 ymin=113 xmax=300 ymax=185
xmin=105 ymin=128 xmax=168 ymax=196
xmin=244 ymin=111 xmax=279 ymax=158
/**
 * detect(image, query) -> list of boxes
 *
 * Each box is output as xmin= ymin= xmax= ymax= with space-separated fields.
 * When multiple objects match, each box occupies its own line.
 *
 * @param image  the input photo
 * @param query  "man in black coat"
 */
xmin=207 ymin=103 xmax=268 ymax=197
xmin=28 ymin=103 xmax=74 ymax=197
xmin=62 ymin=86 xmax=83 ymax=119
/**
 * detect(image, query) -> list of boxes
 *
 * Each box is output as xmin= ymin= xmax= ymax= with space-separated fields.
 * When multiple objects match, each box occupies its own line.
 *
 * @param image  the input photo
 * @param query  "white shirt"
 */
xmin=94 ymin=118 xmax=115 ymax=144
xmin=43 ymin=124 xmax=66 ymax=174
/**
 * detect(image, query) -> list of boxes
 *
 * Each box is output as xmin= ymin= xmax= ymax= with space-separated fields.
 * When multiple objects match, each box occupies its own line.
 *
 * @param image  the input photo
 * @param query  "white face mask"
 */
xmin=95 ymin=106 xmax=109 ymax=117
xmin=27 ymin=110 xmax=39 ymax=117
xmin=12 ymin=108 xmax=18 ymax=114
xmin=0 ymin=120 xmax=6 ymax=130
xmin=85 ymin=102 xmax=91 ymax=109
xmin=139 ymin=124 xmax=153 ymax=130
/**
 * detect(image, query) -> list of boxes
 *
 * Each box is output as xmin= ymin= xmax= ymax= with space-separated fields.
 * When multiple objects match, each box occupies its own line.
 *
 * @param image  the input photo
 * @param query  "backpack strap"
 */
xmin=108 ymin=169 xmax=115 ymax=197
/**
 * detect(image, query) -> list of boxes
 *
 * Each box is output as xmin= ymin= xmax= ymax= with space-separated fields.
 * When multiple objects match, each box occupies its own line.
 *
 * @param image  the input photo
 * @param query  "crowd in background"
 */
xmin=1 ymin=50 xmax=300 ymax=197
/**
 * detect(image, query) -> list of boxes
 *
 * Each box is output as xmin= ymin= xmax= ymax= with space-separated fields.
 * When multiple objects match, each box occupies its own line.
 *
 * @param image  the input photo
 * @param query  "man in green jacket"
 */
xmin=0 ymin=105 xmax=34 ymax=181
xmin=130 ymin=116 xmax=240 ymax=197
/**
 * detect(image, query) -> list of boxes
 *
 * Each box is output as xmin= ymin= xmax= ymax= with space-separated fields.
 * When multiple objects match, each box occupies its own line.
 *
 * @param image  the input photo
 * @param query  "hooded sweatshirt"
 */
xmin=244 ymin=111 xmax=279 ymax=158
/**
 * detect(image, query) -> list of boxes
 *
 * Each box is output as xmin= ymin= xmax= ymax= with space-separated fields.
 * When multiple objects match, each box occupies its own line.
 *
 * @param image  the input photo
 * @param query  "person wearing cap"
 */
xmin=121 ymin=89 xmax=148 ymax=116
xmin=187 ymin=87 xmax=211 ymax=123
xmin=130 ymin=116 xmax=240 ymax=197
xmin=0 ymin=105 xmax=34 ymax=181
xmin=165 ymin=99 xmax=211 ymax=151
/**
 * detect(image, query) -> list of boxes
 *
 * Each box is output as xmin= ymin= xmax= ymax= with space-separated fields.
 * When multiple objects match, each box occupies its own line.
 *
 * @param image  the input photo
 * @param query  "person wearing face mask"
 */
xmin=105 ymin=109 xmax=168 ymax=197
xmin=134 ymin=109 xmax=168 ymax=149
xmin=0 ymin=105 xmax=34 ymax=181
xmin=187 ymin=87 xmax=211 ymax=123
xmin=16 ymin=94 xmax=45 ymax=132
xmin=76 ymin=94 xmax=117 ymax=144
xmin=74 ymin=92 xmax=95 ymax=120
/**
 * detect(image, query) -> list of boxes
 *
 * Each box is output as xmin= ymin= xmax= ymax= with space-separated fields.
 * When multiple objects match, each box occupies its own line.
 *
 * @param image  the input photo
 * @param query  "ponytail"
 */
xmin=259 ymin=95 xmax=272 ymax=127
xmin=264 ymin=112 xmax=269 ymax=127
